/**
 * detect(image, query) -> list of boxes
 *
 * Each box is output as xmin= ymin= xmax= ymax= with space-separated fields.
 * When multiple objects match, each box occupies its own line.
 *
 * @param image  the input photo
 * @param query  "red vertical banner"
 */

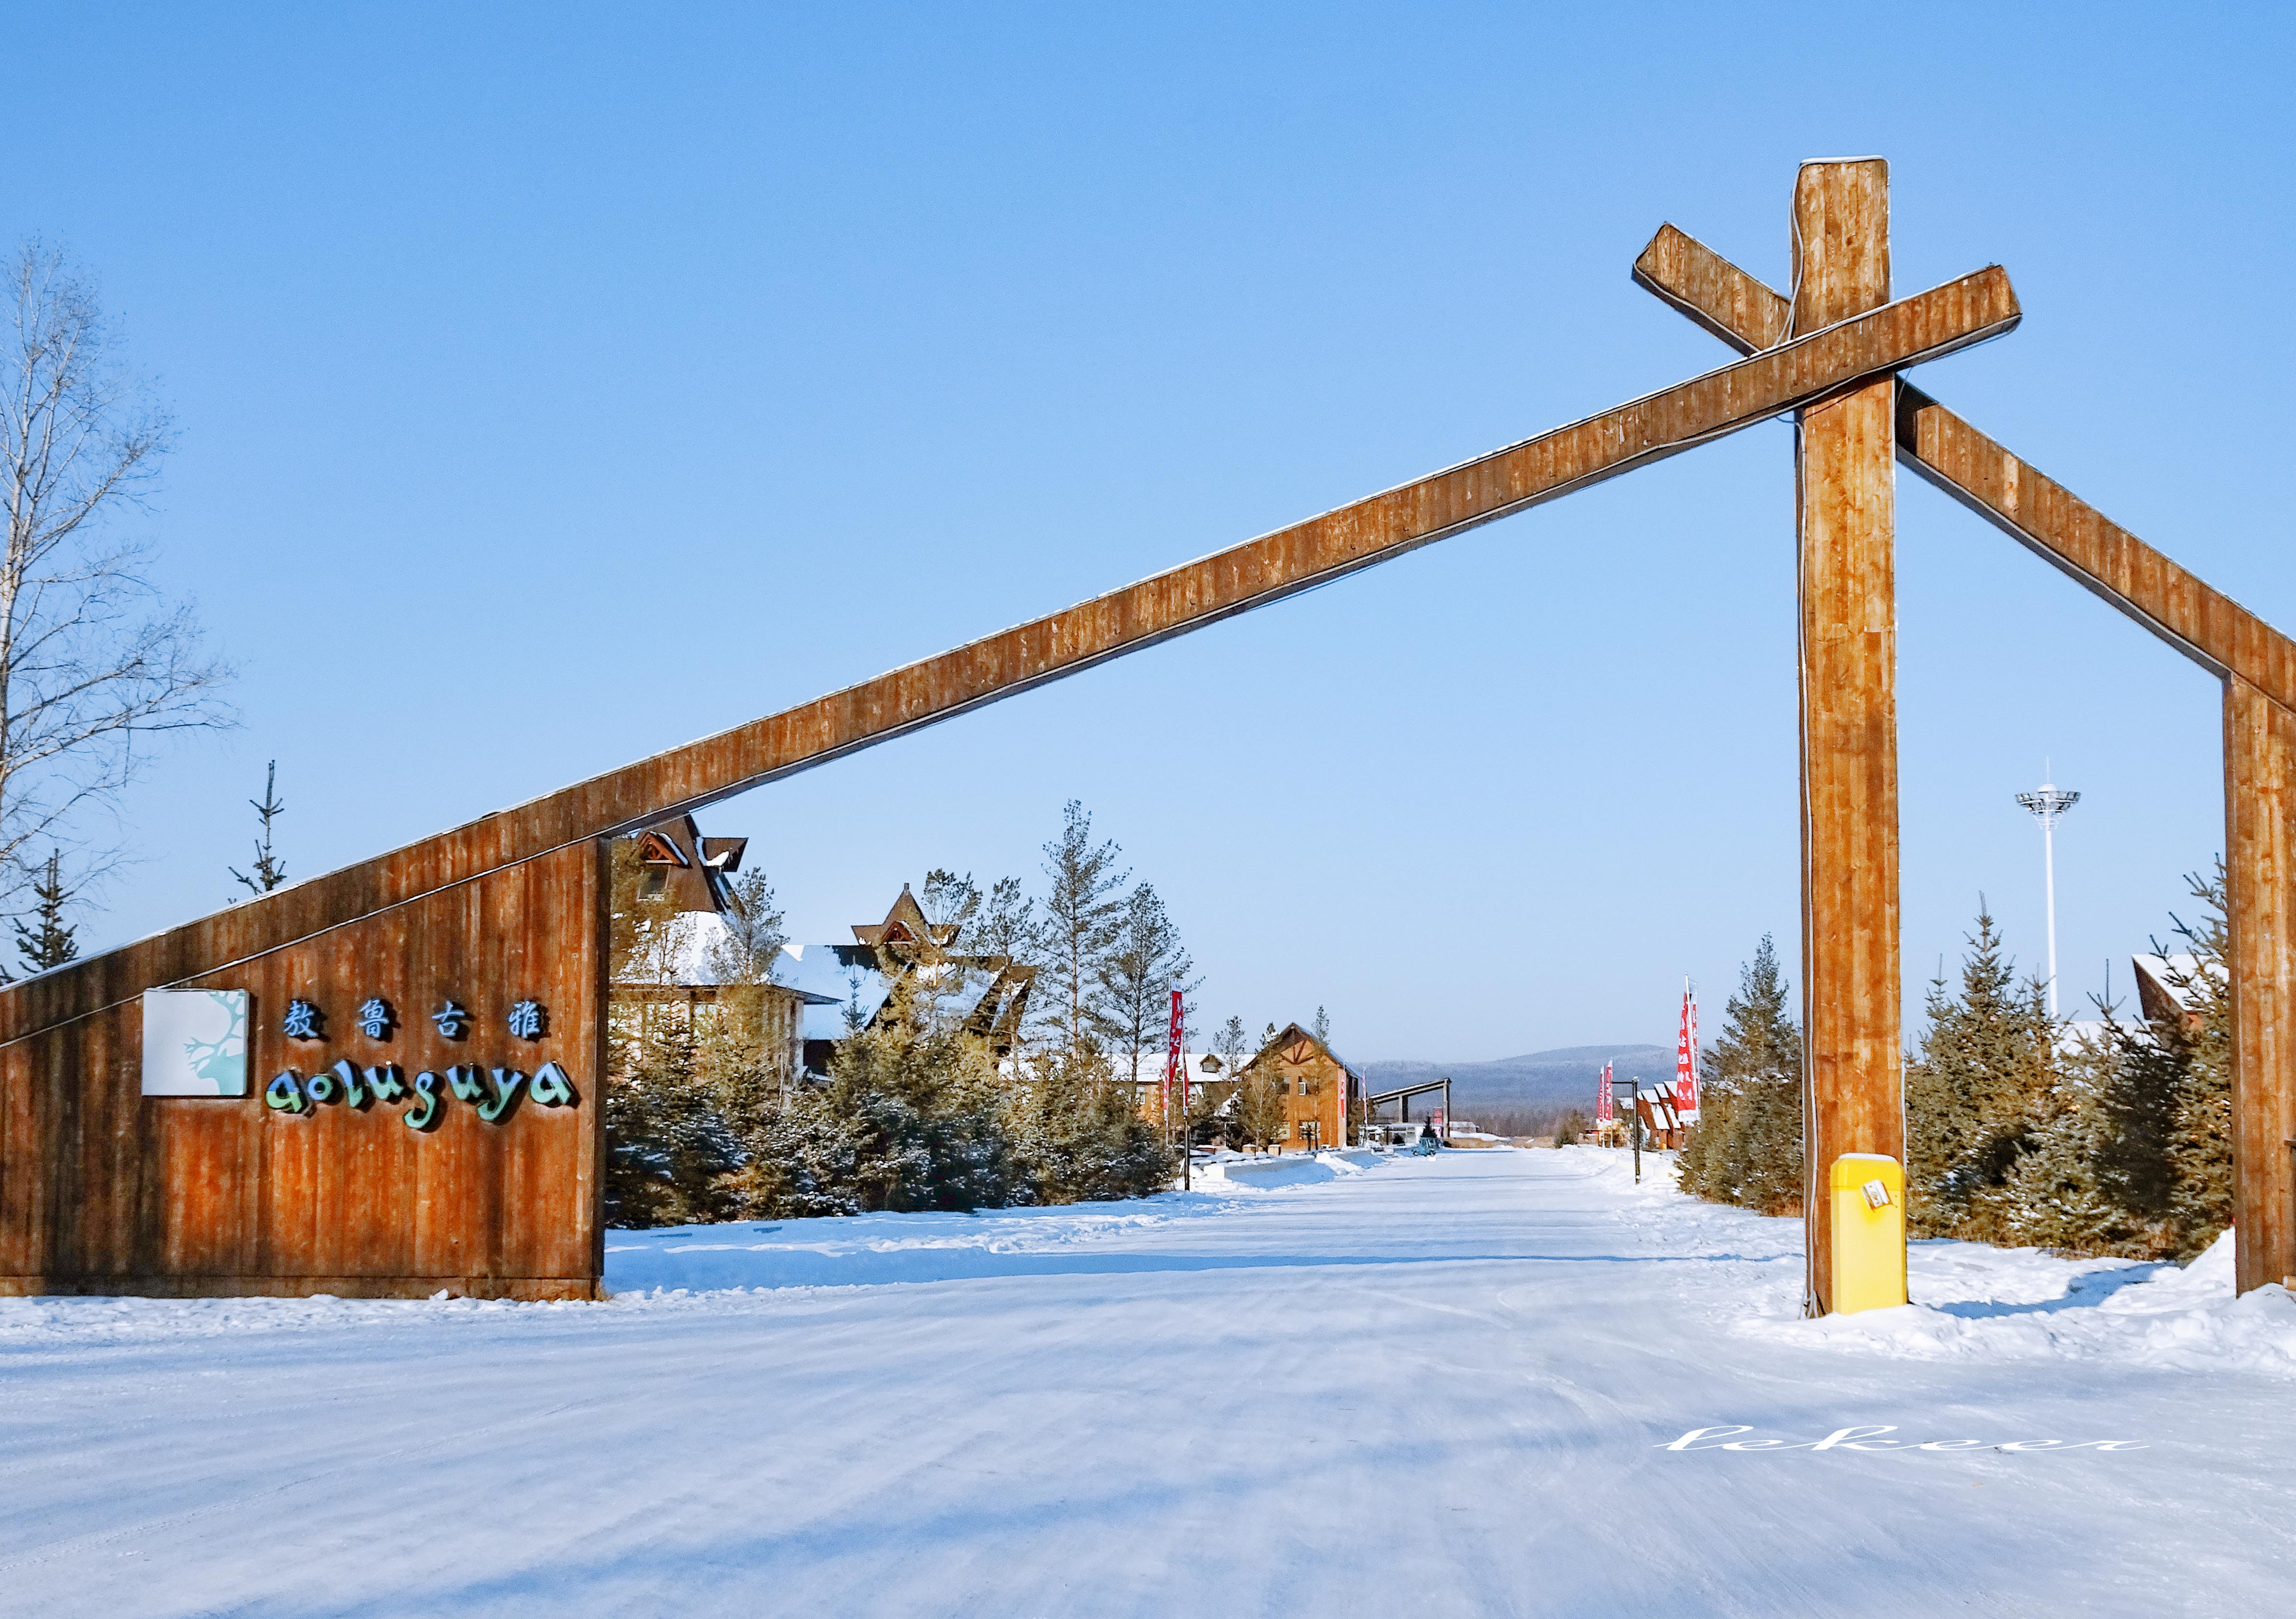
xmin=1674 ymin=984 xmax=1700 ymax=1122
xmin=1597 ymin=1061 xmax=1613 ymax=1124
xmin=1686 ymin=991 xmax=1700 ymax=1117
xmin=1164 ymin=988 xmax=1185 ymax=1123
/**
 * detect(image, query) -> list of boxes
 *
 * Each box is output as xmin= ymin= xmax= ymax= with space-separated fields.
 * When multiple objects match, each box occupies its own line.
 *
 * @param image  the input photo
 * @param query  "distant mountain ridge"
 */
xmin=1359 ymin=1044 xmax=1672 ymax=1113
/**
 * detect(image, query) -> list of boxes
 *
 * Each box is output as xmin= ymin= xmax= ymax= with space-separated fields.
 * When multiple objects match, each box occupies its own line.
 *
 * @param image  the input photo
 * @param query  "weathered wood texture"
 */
xmin=0 ymin=268 xmax=2019 ymax=1063
xmin=2225 ymin=680 xmax=2296 ymax=1291
xmin=1636 ymin=222 xmax=2296 ymax=707
xmin=0 ymin=840 xmax=602 ymax=1299
xmin=1794 ymin=160 xmax=1903 ymax=1315
xmin=1636 ymin=215 xmax=2296 ymax=1296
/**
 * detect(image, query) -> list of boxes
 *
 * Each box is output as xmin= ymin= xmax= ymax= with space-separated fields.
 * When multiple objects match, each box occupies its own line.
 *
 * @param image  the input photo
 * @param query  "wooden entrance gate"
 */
xmin=0 ymin=160 xmax=2282 ymax=1311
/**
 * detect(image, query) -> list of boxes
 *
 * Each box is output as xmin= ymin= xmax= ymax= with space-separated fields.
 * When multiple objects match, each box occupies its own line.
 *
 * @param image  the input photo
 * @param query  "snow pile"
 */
xmin=1197 ymin=1149 xmax=1381 ymax=1189
xmin=1527 ymin=1143 xmax=2296 ymax=1379
xmin=1738 ymin=1227 xmax=2296 ymax=1378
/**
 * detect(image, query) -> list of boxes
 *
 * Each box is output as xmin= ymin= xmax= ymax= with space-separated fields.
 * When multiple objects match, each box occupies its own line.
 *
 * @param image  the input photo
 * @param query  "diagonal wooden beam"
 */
xmin=0 ymin=265 xmax=2019 ymax=1049
xmin=1634 ymin=223 xmax=1790 ymax=354
xmin=1633 ymin=223 xmax=2296 ymax=709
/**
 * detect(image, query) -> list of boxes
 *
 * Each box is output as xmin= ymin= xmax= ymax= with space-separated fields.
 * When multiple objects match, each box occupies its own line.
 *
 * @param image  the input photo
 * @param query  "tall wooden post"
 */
xmin=2224 ymin=677 xmax=2296 ymax=1290
xmin=1793 ymin=159 xmax=1903 ymax=1314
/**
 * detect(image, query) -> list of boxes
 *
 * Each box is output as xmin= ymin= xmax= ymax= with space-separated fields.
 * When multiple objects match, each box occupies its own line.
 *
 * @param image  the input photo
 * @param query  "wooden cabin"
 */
xmin=610 ymin=814 xmax=833 ymax=1091
xmin=1240 ymin=1023 xmax=1365 ymax=1153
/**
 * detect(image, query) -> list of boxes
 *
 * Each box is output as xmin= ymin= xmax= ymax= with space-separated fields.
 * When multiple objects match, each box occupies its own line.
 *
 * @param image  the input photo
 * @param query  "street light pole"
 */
xmin=2015 ymin=773 xmax=2081 ymax=1018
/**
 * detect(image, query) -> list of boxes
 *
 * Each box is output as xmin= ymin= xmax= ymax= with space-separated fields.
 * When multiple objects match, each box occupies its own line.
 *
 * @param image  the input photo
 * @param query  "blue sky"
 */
xmin=5 ymin=3 xmax=2290 ymax=1060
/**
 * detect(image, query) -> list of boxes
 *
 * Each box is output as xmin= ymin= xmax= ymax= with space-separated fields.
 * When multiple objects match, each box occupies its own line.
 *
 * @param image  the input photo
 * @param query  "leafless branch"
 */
xmin=1 ymin=240 xmax=234 ymax=916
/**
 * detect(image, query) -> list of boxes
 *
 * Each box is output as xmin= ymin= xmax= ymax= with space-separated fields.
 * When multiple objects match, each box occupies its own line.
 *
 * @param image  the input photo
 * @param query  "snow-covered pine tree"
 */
xmin=604 ymin=1013 xmax=745 ymax=1228
xmin=1997 ymin=1023 xmax=2159 ymax=1256
xmin=731 ymin=972 xmax=1016 ymax=1218
xmin=1000 ymin=1041 xmax=1176 ymax=1203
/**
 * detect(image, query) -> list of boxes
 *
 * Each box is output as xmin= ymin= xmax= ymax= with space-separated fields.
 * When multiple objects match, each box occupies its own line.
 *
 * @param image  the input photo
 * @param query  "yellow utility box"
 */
xmin=1829 ymin=1153 xmax=1907 ymax=1314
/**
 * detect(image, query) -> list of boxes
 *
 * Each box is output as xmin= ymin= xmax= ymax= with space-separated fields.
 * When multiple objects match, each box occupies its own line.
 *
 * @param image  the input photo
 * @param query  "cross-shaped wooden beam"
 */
xmin=1636 ymin=208 xmax=2296 ymax=1297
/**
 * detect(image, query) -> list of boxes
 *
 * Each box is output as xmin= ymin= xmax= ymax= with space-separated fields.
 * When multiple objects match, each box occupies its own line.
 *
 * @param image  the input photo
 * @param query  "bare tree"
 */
xmin=3 ymin=242 xmax=232 ymax=916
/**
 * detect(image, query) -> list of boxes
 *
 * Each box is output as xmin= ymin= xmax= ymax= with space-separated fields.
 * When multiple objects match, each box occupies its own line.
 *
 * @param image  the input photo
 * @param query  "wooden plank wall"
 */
xmin=1793 ymin=159 xmax=1905 ymax=1315
xmin=0 ymin=840 xmax=604 ymax=1300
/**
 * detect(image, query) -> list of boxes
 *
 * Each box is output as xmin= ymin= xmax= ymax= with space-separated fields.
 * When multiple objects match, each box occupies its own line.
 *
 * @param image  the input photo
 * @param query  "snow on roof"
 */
xmin=1119 ymin=1052 xmax=1242 ymax=1085
xmin=780 ymin=944 xmax=1016 ymax=1043
xmin=2132 ymin=953 xmax=2218 ymax=1007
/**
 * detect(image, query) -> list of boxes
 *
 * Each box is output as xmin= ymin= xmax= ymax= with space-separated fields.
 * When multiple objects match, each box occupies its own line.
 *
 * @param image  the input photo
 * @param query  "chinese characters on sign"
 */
xmin=285 ymin=995 xmax=526 ymax=1044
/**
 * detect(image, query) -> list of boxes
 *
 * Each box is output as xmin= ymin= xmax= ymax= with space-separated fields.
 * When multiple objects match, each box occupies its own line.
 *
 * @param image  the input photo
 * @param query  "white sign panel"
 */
xmin=141 ymin=988 xmax=249 ymax=1097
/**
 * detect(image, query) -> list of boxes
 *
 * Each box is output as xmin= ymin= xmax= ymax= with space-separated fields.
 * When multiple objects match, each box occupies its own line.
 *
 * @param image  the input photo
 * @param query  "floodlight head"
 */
xmin=2016 ymin=786 xmax=2079 ymax=821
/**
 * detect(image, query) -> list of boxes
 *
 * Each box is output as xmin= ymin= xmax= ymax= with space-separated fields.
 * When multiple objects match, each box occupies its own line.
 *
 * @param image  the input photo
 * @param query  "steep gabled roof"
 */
xmin=851 ymin=885 xmax=961 ymax=949
xmin=1245 ymin=1021 xmax=1362 ymax=1084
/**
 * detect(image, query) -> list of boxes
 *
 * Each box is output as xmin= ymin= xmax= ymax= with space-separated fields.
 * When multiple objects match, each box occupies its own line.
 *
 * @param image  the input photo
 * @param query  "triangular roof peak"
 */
xmin=1249 ymin=1020 xmax=1359 ymax=1081
xmin=852 ymin=883 xmax=960 ymax=948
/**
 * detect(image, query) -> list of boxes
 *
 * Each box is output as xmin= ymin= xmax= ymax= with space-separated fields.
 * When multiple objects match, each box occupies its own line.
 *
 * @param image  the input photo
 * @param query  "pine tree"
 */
xmin=1093 ymin=882 xmax=1196 ymax=1091
xmin=1213 ymin=1015 xmax=1249 ymax=1082
xmin=971 ymin=875 xmax=1041 ymax=975
xmin=1038 ymin=801 xmax=1129 ymax=1059
xmin=12 ymin=849 xmax=77 ymax=974
xmin=228 ymin=760 xmax=288 ymax=896
xmin=703 ymin=865 xmax=787 ymax=986
xmin=1997 ymin=1024 xmax=2156 ymax=1256
xmin=604 ymin=1014 xmax=745 ymax=1228
xmin=1904 ymin=906 xmax=2058 ymax=1242
xmin=1001 ymin=1042 xmax=1177 ymax=1204
xmin=1677 ymin=934 xmax=1803 ymax=1213
xmin=2159 ymin=865 xmax=2235 ymax=1249
xmin=730 ymin=975 xmax=1017 ymax=1218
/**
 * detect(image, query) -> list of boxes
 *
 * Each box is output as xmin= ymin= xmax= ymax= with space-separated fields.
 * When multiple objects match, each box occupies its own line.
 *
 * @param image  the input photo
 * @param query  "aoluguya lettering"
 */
xmin=264 ymin=1060 xmax=579 ymax=1129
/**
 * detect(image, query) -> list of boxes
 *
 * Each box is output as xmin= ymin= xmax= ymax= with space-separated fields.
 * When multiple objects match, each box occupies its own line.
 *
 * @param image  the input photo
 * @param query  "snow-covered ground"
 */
xmin=5 ymin=1147 xmax=2295 ymax=1616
